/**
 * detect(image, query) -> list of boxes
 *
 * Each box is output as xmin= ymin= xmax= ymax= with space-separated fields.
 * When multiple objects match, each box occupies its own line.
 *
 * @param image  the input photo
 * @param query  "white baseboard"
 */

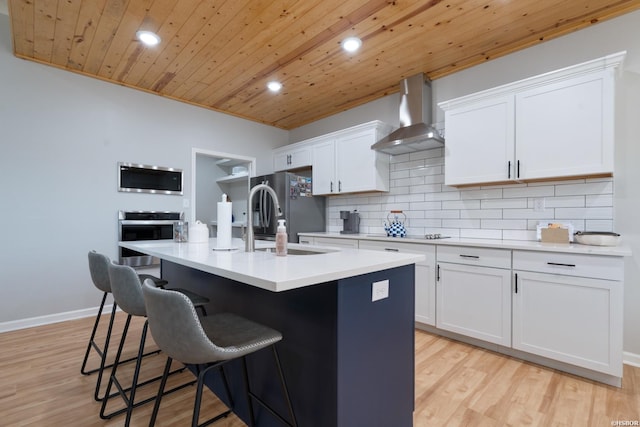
xmin=624 ymin=351 xmax=640 ymax=368
xmin=0 ymin=305 xmax=114 ymax=333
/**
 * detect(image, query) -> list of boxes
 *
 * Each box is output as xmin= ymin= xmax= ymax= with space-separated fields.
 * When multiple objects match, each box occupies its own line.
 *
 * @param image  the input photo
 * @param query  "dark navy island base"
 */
xmin=162 ymin=261 xmax=416 ymax=427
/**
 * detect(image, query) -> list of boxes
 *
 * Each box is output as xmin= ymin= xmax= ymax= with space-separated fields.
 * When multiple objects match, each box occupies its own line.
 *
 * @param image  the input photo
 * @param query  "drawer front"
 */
xmin=358 ymin=240 xmax=435 ymax=266
xmin=298 ymin=236 xmax=314 ymax=245
xmin=437 ymin=245 xmax=511 ymax=269
xmin=513 ymin=250 xmax=623 ymax=281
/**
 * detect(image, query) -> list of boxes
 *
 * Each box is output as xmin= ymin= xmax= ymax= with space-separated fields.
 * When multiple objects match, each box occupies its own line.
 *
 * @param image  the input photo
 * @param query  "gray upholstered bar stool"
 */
xmin=82 ymin=251 xmax=167 ymax=401
xmin=142 ymin=281 xmax=297 ymax=427
xmin=99 ymin=263 xmax=205 ymax=426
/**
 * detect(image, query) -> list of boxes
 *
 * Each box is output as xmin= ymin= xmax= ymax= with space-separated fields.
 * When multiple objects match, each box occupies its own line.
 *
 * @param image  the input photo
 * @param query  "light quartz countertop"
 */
xmin=299 ymin=232 xmax=632 ymax=257
xmin=120 ymin=238 xmax=424 ymax=292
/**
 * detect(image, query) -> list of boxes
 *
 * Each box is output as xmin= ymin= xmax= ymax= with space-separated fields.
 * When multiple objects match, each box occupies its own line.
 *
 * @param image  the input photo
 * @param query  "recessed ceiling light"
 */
xmin=267 ymin=81 xmax=282 ymax=92
xmin=341 ymin=36 xmax=362 ymax=53
xmin=136 ymin=30 xmax=161 ymax=46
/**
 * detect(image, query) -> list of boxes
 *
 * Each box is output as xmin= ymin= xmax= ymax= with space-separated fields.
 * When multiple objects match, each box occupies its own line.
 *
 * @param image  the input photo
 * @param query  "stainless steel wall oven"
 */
xmin=118 ymin=210 xmax=183 ymax=267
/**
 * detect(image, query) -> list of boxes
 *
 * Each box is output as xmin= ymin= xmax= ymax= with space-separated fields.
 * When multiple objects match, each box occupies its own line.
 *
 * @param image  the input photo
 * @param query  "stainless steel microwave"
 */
xmin=118 ymin=162 xmax=183 ymax=195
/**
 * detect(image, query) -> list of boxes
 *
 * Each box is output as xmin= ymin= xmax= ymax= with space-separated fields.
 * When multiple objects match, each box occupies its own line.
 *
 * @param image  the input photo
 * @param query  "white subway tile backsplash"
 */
xmin=395 ymin=193 xmax=425 ymax=203
xmin=503 ymin=209 xmax=550 ymax=219
xmin=392 ymin=186 xmax=410 ymax=195
xmin=461 ymin=209 xmax=502 ymax=219
xmin=586 ymin=194 xmax=613 ymax=207
xmin=442 ymin=200 xmax=481 ymax=210
xmin=355 ymin=203 xmax=382 ymax=212
xmin=460 ymin=188 xmax=503 ymax=200
xmin=392 ymin=176 xmax=425 ymax=187
xmin=442 ymin=219 xmax=481 ymax=229
xmin=410 ymin=201 xmax=443 ymax=211
xmin=381 ymin=202 xmax=410 ymax=212
xmin=424 ymin=191 xmax=461 ymax=201
xmin=555 ymin=180 xmax=613 ymax=196
xmin=411 ymin=184 xmax=444 ymax=195
xmin=390 ymin=169 xmax=410 ymax=180
xmin=481 ymin=219 xmax=527 ymax=229
xmin=393 ymin=159 xmax=426 ymax=171
xmin=425 ymin=210 xmax=461 ymax=219
xmin=409 ymin=218 xmax=444 ymax=228
xmin=326 ymin=154 xmax=614 ymax=241
xmin=481 ymin=198 xmax=528 ymax=209
xmin=410 ymin=148 xmax=444 ymax=160
xmin=585 ymin=220 xmax=614 ymax=231
xmin=555 ymin=207 xmax=613 ymax=220
xmin=503 ymin=185 xmax=554 ymax=198
xmin=503 ymin=230 xmax=537 ymax=241
xmin=461 ymin=229 xmax=503 ymax=239
xmin=541 ymin=196 xmax=585 ymax=208
xmin=411 ymin=165 xmax=443 ymax=177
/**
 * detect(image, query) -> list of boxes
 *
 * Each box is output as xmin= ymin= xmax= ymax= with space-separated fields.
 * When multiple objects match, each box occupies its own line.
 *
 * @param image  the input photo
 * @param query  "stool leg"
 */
xmin=122 ymin=320 xmax=150 ymax=426
xmin=241 ymin=356 xmax=256 ymax=427
xmin=192 ymin=366 xmax=207 ymax=427
xmin=80 ymin=292 xmax=108 ymax=375
xmin=100 ymin=314 xmax=132 ymax=419
xmin=94 ymin=301 xmax=118 ymax=401
xmin=192 ymin=363 xmax=232 ymax=427
xmin=148 ymin=357 xmax=173 ymax=427
xmin=272 ymin=346 xmax=297 ymax=427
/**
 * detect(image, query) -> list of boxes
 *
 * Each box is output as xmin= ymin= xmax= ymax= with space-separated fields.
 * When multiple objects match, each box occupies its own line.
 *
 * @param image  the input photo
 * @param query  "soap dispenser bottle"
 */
xmin=275 ymin=219 xmax=287 ymax=256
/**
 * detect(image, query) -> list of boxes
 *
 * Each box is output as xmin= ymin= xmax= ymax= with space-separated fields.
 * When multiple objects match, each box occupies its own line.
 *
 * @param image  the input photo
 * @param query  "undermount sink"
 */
xmin=256 ymin=247 xmax=338 ymax=255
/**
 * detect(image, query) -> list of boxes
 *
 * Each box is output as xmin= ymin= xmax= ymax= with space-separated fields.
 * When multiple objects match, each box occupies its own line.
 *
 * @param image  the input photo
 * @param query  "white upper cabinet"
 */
xmin=443 ymin=95 xmax=515 ymax=186
xmin=273 ymin=144 xmax=312 ymax=172
xmin=311 ymin=140 xmax=337 ymax=194
xmin=440 ymin=52 xmax=624 ymax=187
xmin=311 ymin=121 xmax=393 ymax=195
xmin=515 ymin=70 xmax=614 ymax=180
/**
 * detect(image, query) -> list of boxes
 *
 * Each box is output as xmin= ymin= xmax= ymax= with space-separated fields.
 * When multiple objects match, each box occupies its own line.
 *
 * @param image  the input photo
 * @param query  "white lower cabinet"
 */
xmin=436 ymin=246 xmax=512 ymax=346
xmin=512 ymin=251 xmax=623 ymax=377
xmin=297 ymin=234 xmax=626 ymax=383
xmin=358 ymin=240 xmax=436 ymax=326
xmin=312 ymin=236 xmax=359 ymax=249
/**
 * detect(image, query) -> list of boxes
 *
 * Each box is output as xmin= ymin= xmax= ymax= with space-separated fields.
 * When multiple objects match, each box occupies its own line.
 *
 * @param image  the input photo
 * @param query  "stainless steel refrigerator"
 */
xmin=250 ymin=171 xmax=325 ymax=243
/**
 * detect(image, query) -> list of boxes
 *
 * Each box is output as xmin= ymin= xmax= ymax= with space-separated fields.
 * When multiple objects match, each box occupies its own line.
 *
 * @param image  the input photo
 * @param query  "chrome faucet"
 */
xmin=246 ymin=183 xmax=282 ymax=252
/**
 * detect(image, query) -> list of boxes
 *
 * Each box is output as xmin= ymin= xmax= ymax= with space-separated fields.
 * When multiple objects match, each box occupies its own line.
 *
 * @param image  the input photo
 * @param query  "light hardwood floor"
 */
xmin=1 ymin=312 xmax=639 ymax=426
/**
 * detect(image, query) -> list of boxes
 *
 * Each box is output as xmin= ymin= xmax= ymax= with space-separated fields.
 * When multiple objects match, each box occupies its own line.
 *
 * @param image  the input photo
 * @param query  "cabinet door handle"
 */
xmin=338 ymin=180 xmax=342 ymax=192
xmin=508 ymin=161 xmax=511 ymax=179
xmin=547 ymin=262 xmax=576 ymax=268
xmin=330 ymin=181 xmax=333 ymax=192
xmin=514 ymin=273 xmax=518 ymax=293
xmin=459 ymin=254 xmax=479 ymax=259
xmin=384 ymin=248 xmax=399 ymax=252
xmin=437 ymin=264 xmax=440 ymax=281
xmin=517 ymin=160 xmax=520 ymax=178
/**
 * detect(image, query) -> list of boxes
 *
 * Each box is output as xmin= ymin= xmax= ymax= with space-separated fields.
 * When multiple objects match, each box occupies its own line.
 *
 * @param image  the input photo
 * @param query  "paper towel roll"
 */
xmin=216 ymin=201 xmax=233 ymax=249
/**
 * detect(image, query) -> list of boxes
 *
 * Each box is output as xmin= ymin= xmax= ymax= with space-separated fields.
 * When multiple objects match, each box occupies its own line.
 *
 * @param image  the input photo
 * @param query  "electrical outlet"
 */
xmin=183 ymin=198 xmax=190 ymax=208
xmin=533 ymin=198 xmax=545 ymax=212
xmin=372 ymin=280 xmax=389 ymax=302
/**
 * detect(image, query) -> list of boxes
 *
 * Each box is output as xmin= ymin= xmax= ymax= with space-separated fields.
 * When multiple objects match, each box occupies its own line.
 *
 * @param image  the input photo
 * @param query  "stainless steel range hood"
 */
xmin=372 ymin=73 xmax=444 ymax=155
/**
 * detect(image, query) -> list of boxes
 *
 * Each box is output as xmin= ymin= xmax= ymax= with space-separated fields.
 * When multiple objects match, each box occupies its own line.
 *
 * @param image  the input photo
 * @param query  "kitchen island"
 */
xmin=120 ymin=238 xmax=424 ymax=427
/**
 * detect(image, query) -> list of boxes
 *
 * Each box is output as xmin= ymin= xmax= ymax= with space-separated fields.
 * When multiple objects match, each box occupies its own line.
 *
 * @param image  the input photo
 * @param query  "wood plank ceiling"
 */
xmin=8 ymin=0 xmax=640 ymax=129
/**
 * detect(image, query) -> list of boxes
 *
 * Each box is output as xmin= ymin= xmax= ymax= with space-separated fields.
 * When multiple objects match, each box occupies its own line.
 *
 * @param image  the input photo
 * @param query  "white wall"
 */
xmin=0 ymin=13 xmax=287 ymax=325
xmin=290 ymin=11 xmax=640 ymax=357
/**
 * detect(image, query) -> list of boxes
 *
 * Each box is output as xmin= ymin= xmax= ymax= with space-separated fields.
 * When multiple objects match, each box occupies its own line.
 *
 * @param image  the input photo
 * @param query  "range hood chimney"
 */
xmin=371 ymin=73 xmax=444 ymax=155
